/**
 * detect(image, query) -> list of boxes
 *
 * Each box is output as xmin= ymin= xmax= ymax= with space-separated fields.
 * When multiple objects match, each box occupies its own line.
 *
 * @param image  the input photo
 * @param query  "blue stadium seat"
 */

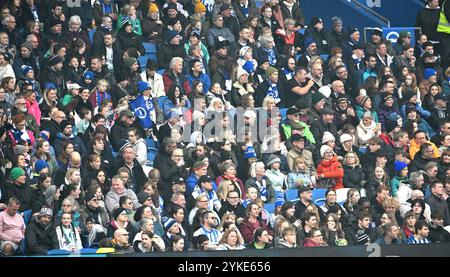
xmin=320 ymin=54 xmax=329 ymax=61
xmin=425 ymin=187 xmax=431 ymax=199
xmin=138 ymin=55 xmax=150 ymax=72
xmin=88 ymin=29 xmax=96 ymax=45
xmin=314 ymin=198 xmax=326 ymax=207
xmin=157 ymin=96 xmax=168 ymax=109
xmin=279 ymin=108 xmax=288 ymax=120
xmin=145 ymin=137 xmax=159 ymax=167
xmin=312 ymin=189 xmax=327 ymax=203
xmin=264 ymin=203 xmax=275 ymax=214
xmin=286 ymin=188 xmax=299 ymax=202
xmin=157 ymin=69 xmax=165 ymax=75
xmin=22 ymin=210 xmax=32 ymax=226
xmin=143 ymin=42 xmax=157 ymax=54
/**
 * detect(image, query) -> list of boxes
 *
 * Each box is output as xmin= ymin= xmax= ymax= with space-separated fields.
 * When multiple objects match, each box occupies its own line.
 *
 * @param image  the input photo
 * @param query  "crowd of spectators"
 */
xmin=0 ymin=0 xmax=449 ymax=255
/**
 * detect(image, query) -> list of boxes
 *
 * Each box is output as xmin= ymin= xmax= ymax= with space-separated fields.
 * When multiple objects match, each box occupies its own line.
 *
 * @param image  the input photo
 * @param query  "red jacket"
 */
xmin=316 ymin=156 xmax=344 ymax=189
xmin=239 ymin=218 xmax=272 ymax=244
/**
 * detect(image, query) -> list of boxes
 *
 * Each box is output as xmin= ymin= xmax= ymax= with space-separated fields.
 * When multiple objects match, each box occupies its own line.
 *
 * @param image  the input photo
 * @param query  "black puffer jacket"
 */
xmin=343 ymin=164 xmax=365 ymax=189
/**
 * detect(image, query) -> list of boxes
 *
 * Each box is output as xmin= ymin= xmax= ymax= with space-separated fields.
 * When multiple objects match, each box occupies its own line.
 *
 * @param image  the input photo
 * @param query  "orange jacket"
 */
xmin=317 ymin=156 xmax=344 ymax=189
xmin=409 ymin=139 xmax=440 ymax=159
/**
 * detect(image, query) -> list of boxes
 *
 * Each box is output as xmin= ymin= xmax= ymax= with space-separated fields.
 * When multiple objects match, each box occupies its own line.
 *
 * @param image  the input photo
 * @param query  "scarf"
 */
xmin=263 ymin=47 xmax=277 ymax=66
xmin=267 ymin=82 xmax=280 ymax=103
xmin=240 ymin=3 xmax=249 ymax=18
xmin=254 ymin=177 xmax=268 ymax=202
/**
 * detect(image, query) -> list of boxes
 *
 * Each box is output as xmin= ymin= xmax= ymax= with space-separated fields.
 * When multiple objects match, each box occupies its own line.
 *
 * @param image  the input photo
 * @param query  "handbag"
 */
xmin=315 ymin=178 xmax=336 ymax=189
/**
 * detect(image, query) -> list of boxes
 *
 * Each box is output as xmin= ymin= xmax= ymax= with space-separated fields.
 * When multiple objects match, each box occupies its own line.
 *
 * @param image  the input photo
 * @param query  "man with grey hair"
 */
xmin=398 ymin=171 xmax=425 ymax=204
xmin=162 ymin=57 xmax=191 ymax=95
xmin=400 ymin=189 xmax=432 ymax=221
xmin=1 ymin=15 xmax=17 ymax=46
xmin=112 ymin=144 xmax=147 ymax=193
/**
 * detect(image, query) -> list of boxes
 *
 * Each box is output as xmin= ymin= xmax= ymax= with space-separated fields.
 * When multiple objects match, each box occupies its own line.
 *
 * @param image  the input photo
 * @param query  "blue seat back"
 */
xmin=312 ymin=189 xmax=327 ymax=203
xmin=286 ymin=189 xmax=299 ymax=202
xmin=264 ymin=203 xmax=275 ymax=214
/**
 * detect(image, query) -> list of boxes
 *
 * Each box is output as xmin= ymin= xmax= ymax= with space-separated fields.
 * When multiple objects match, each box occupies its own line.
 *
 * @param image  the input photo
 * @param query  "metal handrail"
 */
xmin=348 ymin=0 xmax=391 ymax=27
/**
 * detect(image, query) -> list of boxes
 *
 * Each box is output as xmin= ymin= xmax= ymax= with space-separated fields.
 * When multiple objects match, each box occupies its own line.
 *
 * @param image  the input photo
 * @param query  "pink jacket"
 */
xmin=26 ymin=99 xmax=42 ymax=126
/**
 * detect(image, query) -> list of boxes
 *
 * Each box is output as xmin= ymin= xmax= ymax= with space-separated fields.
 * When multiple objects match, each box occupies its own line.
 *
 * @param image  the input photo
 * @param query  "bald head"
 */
xmin=332 ymin=80 xmax=345 ymax=93
xmin=411 ymin=190 xmax=424 ymax=200
xmin=114 ymin=228 xmax=129 ymax=245
xmin=53 ymin=111 xmax=66 ymax=123
xmin=70 ymin=152 xmax=81 ymax=168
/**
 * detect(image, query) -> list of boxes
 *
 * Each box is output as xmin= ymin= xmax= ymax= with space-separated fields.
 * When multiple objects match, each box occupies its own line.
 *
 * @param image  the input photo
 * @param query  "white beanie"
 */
xmin=192 ymin=110 xmax=205 ymax=122
xmin=319 ymin=85 xmax=332 ymax=98
xmin=239 ymin=46 xmax=251 ymax=57
xmin=236 ymin=68 xmax=249 ymax=80
xmin=320 ymin=145 xmax=334 ymax=158
xmin=340 ymin=133 xmax=353 ymax=144
xmin=321 ymin=131 xmax=335 ymax=144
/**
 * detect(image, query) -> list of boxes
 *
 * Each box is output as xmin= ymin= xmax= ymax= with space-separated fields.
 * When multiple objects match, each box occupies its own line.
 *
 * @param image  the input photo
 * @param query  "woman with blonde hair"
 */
xmin=216 ymin=227 xmax=246 ymax=250
xmin=287 ymin=156 xmax=312 ymax=189
xmin=342 ymin=152 xmax=365 ymax=190
xmin=216 ymin=179 xmax=235 ymax=202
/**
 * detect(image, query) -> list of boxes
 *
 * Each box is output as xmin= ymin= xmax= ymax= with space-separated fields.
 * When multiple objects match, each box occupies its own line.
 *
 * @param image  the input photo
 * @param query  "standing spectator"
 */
xmin=425 ymin=180 xmax=450 ymax=226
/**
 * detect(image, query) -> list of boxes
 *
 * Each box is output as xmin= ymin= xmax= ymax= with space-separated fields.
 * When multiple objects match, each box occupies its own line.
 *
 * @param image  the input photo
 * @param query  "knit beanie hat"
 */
xmin=394 ymin=160 xmax=408 ymax=173
xmin=340 ymin=133 xmax=353 ymax=144
xmin=165 ymin=29 xmax=180 ymax=43
xmin=137 ymin=191 xmax=151 ymax=205
xmin=194 ymin=0 xmax=207 ymax=13
xmin=163 ymin=217 xmax=177 ymax=231
xmin=244 ymin=145 xmax=257 ymax=159
xmin=356 ymin=95 xmax=370 ymax=107
xmin=10 ymin=167 xmax=25 ymax=181
xmin=84 ymin=191 xmax=97 ymax=203
xmin=405 ymin=104 xmax=417 ymax=115
xmin=385 ymin=119 xmax=399 ymax=133
xmin=113 ymin=207 xmax=127 ymax=220
xmin=48 ymin=55 xmax=63 ymax=67
xmin=304 ymin=37 xmax=316 ymax=49
xmin=149 ymin=3 xmax=159 ymax=13
xmin=321 ymin=131 xmax=335 ymax=144
xmin=319 ymin=86 xmax=332 ymax=98
xmin=275 ymin=196 xmax=285 ymax=208
xmin=311 ymin=92 xmax=325 ymax=105
xmin=320 ymin=145 xmax=334 ymax=158
xmin=310 ymin=16 xmax=323 ymax=26
xmin=123 ymin=57 xmax=137 ymax=68
xmin=21 ymin=65 xmax=33 ymax=75
xmin=83 ymin=71 xmax=95 ymax=81
xmin=137 ymin=81 xmax=152 ymax=93
xmin=236 ymin=68 xmax=249 ymax=80
xmin=60 ymin=119 xmax=72 ymax=132
xmin=192 ymin=110 xmax=205 ymax=122
xmin=38 ymin=207 xmax=53 ymax=218
xmin=266 ymin=154 xmax=281 ymax=167
xmin=34 ymin=159 xmax=49 ymax=173
xmin=239 ymin=46 xmax=252 ymax=58
xmin=265 ymin=66 xmax=278 ymax=77
xmin=424 ymin=68 xmax=437 ymax=80
xmin=21 ymin=41 xmax=33 ymax=51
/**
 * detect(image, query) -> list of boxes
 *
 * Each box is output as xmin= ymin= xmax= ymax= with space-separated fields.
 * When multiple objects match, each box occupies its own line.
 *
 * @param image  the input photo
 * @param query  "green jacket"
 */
xmin=281 ymin=121 xmax=316 ymax=144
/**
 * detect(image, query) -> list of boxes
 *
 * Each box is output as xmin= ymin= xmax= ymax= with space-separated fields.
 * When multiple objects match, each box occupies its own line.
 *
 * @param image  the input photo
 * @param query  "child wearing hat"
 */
xmin=390 ymin=160 xmax=409 ymax=198
xmin=265 ymin=154 xmax=287 ymax=195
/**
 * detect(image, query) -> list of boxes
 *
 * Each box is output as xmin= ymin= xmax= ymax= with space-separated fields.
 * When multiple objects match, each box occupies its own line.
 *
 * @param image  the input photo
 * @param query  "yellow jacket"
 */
xmin=409 ymin=139 xmax=440 ymax=159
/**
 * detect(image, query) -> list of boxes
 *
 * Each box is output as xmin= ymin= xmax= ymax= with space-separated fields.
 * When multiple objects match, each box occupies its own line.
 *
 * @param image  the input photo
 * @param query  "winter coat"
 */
xmin=239 ymin=218 xmax=272 ymax=244
xmin=316 ymin=156 xmax=344 ymax=190
xmin=356 ymin=121 xmax=380 ymax=146
xmin=245 ymin=176 xmax=276 ymax=203
xmin=25 ymin=218 xmax=59 ymax=255
xmin=342 ymin=164 xmax=365 ymax=189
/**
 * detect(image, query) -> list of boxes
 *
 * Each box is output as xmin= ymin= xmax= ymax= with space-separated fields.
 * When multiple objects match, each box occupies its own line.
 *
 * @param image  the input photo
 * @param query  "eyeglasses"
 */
xmin=62 ymin=204 xmax=72 ymax=207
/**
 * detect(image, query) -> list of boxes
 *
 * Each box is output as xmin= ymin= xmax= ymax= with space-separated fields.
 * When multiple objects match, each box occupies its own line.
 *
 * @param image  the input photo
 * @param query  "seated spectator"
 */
xmin=25 ymin=207 xmax=58 ymax=255
xmin=55 ymin=212 xmax=83 ymax=252
xmin=0 ymin=198 xmax=25 ymax=255
xmin=407 ymin=220 xmax=432 ymax=244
